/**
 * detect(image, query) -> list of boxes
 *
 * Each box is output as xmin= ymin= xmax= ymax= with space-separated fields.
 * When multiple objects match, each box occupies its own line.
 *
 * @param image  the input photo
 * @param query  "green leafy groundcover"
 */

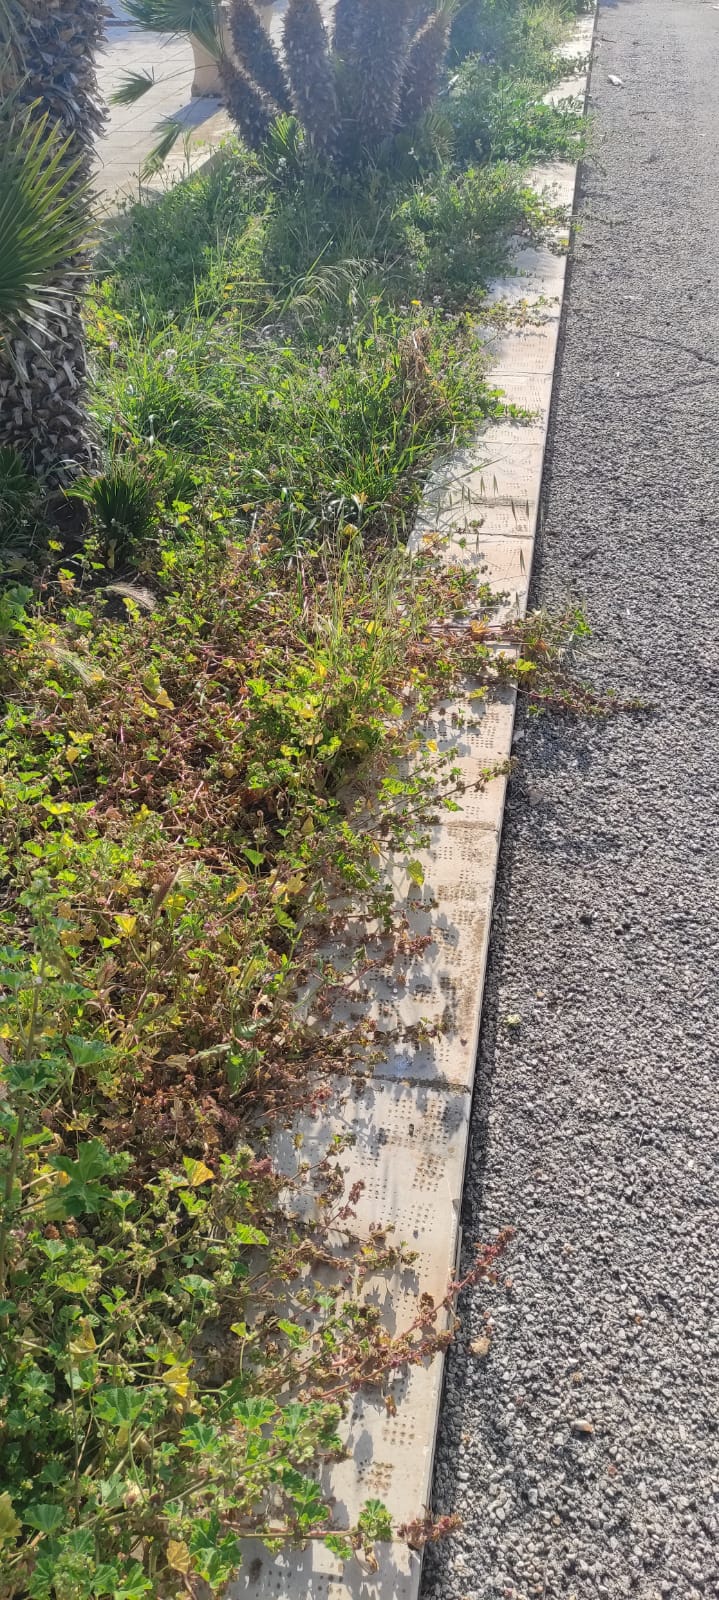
xmin=0 ymin=498 xmax=519 ymax=1600
xmin=0 ymin=2 xmax=587 ymax=1594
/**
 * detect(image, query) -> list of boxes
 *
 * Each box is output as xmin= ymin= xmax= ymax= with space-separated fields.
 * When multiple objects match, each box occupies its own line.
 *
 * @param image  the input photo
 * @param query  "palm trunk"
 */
xmin=0 ymin=0 xmax=105 ymax=481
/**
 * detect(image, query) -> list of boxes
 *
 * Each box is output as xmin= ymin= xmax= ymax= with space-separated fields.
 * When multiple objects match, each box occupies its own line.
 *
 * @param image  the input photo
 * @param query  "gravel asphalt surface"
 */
xmin=422 ymin=3 xmax=719 ymax=1598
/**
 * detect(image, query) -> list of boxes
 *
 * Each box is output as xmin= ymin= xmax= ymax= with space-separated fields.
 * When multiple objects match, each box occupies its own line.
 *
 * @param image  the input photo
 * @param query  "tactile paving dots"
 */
xmin=227 ymin=1540 xmax=420 ymax=1600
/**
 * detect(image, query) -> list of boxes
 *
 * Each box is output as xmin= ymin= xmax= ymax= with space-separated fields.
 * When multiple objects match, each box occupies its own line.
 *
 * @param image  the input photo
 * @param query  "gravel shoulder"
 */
xmin=422 ymin=4 xmax=719 ymax=1598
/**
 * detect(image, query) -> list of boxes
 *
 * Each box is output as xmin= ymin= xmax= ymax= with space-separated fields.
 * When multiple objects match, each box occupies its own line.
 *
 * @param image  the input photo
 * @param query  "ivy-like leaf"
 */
xmin=22 ymin=1503 xmax=64 ymax=1534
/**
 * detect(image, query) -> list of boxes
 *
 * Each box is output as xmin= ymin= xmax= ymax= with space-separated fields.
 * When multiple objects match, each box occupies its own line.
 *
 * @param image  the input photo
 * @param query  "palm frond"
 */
xmin=260 ymin=112 xmax=305 ymax=181
xmin=140 ymin=117 xmax=185 ymax=180
xmin=123 ymin=0 xmax=220 ymax=56
xmin=0 ymin=110 xmax=88 ymax=340
xmin=111 ymin=68 xmax=156 ymax=107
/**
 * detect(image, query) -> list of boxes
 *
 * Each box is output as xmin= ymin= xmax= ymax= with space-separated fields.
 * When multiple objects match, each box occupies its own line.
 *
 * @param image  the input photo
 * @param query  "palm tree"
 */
xmin=0 ymin=0 xmax=105 ymax=482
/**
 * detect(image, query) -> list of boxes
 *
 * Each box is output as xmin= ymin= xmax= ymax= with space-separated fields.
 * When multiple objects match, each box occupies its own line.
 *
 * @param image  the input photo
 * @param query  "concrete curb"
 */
xmin=222 ymin=15 xmax=597 ymax=1597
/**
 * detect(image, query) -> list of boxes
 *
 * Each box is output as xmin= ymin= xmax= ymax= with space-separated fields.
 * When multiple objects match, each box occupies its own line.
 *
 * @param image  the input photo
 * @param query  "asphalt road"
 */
xmin=422 ymin=3 xmax=719 ymax=1597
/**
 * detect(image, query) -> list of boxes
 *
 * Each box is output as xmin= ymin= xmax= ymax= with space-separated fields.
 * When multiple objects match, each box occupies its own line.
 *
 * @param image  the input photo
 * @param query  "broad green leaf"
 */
xmin=179 ymin=1419 xmax=220 ymax=1451
xmin=325 ymin=1532 xmax=353 ymax=1561
xmin=277 ymin=1319 xmax=308 ymax=1348
xmin=178 ymin=1274 xmax=214 ymax=1299
xmin=56 ymin=1271 xmax=93 ymax=1292
xmin=233 ymin=1222 xmax=269 ymax=1247
xmin=94 ymin=1386 xmax=148 ymax=1425
xmin=66 ymin=1036 xmax=109 ymax=1068
xmin=232 ymin=1397 xmax=276 ymax=1430
xmin=44 ymin=1140 xmax=121 ymax=1215
xmin=23 ymin=1503 xmax=64 ymax=1534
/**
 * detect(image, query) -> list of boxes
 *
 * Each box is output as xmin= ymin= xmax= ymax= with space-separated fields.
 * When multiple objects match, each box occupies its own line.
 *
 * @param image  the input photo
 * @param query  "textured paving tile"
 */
xmin=95 ymin=21 xmax=227 ymax=198
xmin=270 ymin=1078 xmax=471 ymax=1521
xmin=228 ymin=1540 xmax=420 ymax=1600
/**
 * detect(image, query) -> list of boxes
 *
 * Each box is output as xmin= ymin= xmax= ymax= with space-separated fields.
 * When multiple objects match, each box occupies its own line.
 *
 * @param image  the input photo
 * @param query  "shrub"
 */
xmin=0 ymin=520 xmax=503 ymax=1594
xmin=447 ymin=57 xmax=585 ymax=163
xmin=394 ymin=160 xmax=557 ymax=300
xmin=450 ymin=0 xmax=575 ymax=74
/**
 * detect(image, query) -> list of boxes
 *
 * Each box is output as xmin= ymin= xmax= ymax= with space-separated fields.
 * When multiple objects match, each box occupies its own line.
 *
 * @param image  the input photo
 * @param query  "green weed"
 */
xmin=96 ymin=142 xmax=263 ymax=321
xmin=448 ymin=62 xmax=585 ymax=164
xmin=394 ymin=161 xmax=560 ymax=301
xmin=0 ymin=523 xmax=516 ymax=1595
xmin=91 ymin=305 xmax=504 ymax=546
xmin=451 ymin=0 xmax=578 ymax=74
xmin=0 ymin=448 xmax=47 ymax=576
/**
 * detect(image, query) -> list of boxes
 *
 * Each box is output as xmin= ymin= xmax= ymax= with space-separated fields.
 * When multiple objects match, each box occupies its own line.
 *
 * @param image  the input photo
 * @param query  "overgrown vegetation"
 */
xmin=0 ymin=1 xmax=594 ymax=1594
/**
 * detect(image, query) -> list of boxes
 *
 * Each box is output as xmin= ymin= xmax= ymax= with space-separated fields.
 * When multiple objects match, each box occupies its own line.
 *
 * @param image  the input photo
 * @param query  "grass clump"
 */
xmin=394 ymin=160 xmax=560 ymax=299
xmin=450 ymin=0 xmax=585 ymax=72
xmin=96 ymin=144 xmax=263 ymax=321
xmin=90 ymin=303 xmax=503 ymax=541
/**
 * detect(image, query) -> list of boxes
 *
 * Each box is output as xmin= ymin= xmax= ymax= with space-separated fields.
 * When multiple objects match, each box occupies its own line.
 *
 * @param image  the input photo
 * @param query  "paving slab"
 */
xmin=228 ymin=1540 xmax=420 ymax=1600
xmin=94 ymin=22 xmax=231 ymax=203
xmin=270 ymin=1077 xmax=470 ymax=1523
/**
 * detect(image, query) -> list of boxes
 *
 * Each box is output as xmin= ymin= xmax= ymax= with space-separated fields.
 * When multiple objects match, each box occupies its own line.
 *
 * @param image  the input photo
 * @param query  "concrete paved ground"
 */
xmin=423 ymin=1 xmax=719 ymax=1597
